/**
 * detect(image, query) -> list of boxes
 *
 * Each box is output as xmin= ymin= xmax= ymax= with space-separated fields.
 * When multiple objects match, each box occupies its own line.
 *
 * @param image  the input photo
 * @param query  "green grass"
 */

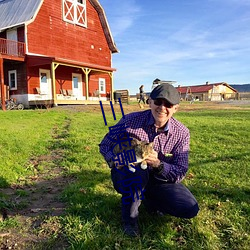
xmin=0 ymin=110 xmax=68 ymax=185
xmin=0 ymin=106 xmax=249 ymax=249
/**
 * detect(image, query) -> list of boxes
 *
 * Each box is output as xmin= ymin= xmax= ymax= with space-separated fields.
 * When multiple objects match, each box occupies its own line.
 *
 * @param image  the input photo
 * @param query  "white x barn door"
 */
xmin=63 ymin=0 xmax=87 ymax=27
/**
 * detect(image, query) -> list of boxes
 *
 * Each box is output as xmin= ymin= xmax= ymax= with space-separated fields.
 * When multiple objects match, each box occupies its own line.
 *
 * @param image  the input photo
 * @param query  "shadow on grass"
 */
xmin=61 ymin=168 xmax=209 ymax=249
xmin=190 ymin=151 xmax=249 ymax=166
xmin=186 ymin=181 xmax=250 ymax=250
xmin=0 ymin=177 xmax=9 ymax=189
xmin=188 ymin=180 xmax=250 ymax=208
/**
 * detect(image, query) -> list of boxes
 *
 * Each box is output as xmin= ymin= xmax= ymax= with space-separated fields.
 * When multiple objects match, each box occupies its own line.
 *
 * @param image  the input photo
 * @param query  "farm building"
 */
xmin=0 ymin=0 xmax=118 ymax=109
xmin=177 ymin=82 xmax=238 ymax=101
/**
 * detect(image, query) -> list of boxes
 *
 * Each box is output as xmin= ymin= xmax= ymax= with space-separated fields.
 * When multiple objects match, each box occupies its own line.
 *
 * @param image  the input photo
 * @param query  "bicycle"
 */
xmin=5 ymin=98 xmax=24 ymax=110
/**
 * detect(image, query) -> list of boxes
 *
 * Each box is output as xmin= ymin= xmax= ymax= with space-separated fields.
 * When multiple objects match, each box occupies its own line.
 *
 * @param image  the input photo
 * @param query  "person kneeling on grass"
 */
xmin=99 ymin=83 xmax=199 ymax=237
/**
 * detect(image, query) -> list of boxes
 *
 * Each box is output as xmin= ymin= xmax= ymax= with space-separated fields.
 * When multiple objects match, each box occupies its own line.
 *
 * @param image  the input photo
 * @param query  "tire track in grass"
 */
xmin=0 ymin=116 xmax=75 ymax=249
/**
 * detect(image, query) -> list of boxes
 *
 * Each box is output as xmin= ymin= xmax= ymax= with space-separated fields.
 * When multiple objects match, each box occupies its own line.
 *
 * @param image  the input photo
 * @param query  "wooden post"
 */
xmin=82 ymin=68 xmax=91 ymax=100
xmin=51 ymin=62 xmax=59 ymax=106
xmin=109 ymin=72 xmax=114 ymax=102
xmin=0 ymin=58 xmax=6 ymax=111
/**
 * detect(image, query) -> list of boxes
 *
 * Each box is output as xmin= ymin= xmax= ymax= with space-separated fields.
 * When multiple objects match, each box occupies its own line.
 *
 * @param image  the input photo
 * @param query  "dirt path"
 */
xmin=0 ymin=118 xmax=74 ymax=249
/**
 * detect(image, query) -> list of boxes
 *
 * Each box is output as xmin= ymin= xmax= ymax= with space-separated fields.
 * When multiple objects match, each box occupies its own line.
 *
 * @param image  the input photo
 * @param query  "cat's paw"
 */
xmin=141 ymin=164 xmax=147 ymax=170
xmin=128 ymin=167 xmax=136 ymax=173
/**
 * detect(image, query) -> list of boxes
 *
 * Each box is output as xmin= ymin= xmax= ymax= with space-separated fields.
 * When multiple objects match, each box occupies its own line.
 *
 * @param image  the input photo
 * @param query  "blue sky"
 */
xmin=99 ymin=0 xmax=250 ymax=94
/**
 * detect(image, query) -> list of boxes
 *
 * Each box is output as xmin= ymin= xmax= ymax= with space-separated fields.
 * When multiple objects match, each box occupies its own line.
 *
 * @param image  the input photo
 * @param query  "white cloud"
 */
xmin=101 ymin=0 xmax=141 ymax=37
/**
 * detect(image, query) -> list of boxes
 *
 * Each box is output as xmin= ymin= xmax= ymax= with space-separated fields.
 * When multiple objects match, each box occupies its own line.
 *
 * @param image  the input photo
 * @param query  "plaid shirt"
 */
xmin=99 ymin=109 xmax=190 ymax=183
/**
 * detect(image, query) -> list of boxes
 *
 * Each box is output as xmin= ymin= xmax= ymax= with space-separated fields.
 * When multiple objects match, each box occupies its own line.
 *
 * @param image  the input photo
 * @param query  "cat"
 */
xmin=112 ymin=137 xmax=154 ymax=173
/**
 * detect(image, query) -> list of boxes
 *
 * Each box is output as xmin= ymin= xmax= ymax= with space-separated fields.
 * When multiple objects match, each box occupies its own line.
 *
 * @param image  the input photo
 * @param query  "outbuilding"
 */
xmin=177 ymin=82 xmax=238 ymax=101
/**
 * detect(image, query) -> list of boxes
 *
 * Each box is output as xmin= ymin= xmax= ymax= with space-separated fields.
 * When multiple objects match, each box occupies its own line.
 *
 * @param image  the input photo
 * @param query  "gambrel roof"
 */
xmin=89 ymin=0 xmax=118 ymax=53
xmin=0 ymin=0 xmax=118 ymax=53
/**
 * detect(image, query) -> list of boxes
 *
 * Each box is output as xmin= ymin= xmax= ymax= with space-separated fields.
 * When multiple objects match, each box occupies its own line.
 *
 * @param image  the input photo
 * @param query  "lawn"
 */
xmin=0 ymin=103 xmax=249 ymax=249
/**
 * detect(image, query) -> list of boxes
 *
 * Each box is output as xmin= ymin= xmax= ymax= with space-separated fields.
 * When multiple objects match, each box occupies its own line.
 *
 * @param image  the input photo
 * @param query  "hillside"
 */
xmin=231 ymin=84 xmax=250 ymax=92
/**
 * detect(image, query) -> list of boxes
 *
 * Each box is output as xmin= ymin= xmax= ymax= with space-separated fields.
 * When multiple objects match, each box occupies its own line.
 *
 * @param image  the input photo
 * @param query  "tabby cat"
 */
xmin=112 ymin=137 xmax=154 ymax=172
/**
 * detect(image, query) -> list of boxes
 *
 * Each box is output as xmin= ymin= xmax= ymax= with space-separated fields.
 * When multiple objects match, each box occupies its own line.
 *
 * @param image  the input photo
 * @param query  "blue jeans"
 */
xmin=111 ymin=166 xmax=199 ymax=224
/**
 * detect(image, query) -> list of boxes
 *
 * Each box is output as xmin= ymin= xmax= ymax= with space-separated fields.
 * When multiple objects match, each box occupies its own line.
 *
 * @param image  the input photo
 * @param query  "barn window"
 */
xmin=40 ymin=73 xmax=47 ymax=83
xmin=63 ymin=0 xmax=87 ymax=27
xmin=99 ymin=78 xmax=106 ymax=94
xmin=8 ymin=70 xmax=17 ymax=90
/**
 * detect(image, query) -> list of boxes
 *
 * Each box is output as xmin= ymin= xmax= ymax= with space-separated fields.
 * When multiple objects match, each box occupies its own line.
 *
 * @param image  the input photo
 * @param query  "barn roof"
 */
xmin=0 ymin=0 xmax=118 ymax=53
xmin=177 ymin=82 xmax=237 ymax=94
xmin=89 ymin=0 xmax=118 ymax=53
xmin=0 ymin=0 xmax=42 ymax=31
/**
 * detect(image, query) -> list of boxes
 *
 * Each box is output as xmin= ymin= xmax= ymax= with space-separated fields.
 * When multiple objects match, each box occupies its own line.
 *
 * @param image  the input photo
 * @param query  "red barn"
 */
xmin=0 ymin=0 xmax=118 ymax=109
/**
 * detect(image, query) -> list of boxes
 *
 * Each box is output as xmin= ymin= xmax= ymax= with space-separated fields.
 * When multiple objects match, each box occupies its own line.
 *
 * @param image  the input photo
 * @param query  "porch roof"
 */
xmin=27 ymin=55 xmax=116 ymax=72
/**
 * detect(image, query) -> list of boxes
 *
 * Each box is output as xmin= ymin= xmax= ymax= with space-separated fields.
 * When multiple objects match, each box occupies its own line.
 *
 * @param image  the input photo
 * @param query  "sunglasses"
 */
xmin=153 ymin=99 xmax=173 ymax=108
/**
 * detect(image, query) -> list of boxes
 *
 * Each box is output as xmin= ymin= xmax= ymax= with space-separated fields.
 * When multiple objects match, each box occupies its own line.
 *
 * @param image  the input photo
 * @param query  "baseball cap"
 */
xmin=150 ymin=83 xmax=180 ymax=105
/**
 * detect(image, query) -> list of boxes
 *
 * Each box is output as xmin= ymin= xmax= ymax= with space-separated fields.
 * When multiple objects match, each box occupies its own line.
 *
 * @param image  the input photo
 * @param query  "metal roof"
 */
xmin=0 ymin=0 xmax=42 ymax=31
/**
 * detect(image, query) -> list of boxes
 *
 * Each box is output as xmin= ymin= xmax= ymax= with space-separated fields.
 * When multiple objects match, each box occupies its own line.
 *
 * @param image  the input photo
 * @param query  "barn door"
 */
xmin=39 ymin=69 xmax=52 ymax=99
xmin=6 ymin=29 xmax=18 ymax=55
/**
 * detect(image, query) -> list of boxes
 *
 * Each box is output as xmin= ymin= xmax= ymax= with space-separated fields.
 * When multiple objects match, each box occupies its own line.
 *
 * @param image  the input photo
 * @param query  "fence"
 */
xmin=114 ymin=89 xmax=129 ymax=103
xmin=182 ymin=92 xmax=250 ymax=101
xmin=238 ymin=92 xmax=250 ymax=100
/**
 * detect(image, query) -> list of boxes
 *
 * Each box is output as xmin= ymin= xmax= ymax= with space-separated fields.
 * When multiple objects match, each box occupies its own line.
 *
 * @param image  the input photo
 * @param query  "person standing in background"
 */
xmin=138 ymin=85 xmax=145 ymax=106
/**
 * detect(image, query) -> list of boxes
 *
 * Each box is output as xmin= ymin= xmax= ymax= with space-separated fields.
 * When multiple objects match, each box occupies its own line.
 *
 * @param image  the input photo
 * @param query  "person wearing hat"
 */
xmin=151 ymin=78 xmax=161 ymax=90
xmin=99 ymin=83 xmax=199 ymax=237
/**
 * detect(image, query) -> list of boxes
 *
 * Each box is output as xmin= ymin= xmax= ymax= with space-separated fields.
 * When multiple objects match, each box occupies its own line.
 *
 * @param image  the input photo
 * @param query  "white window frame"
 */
xmin=62 ymin=0 xmax=87 ymax=27
xmin=8 ymin=70 xmax=17 ymax=90
xmin=99 ymin=78 xmax=106 ymax=94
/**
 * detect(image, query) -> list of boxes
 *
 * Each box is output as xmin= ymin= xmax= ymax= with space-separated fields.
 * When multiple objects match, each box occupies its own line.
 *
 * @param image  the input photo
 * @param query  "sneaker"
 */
xmin=123 ymin=222 xmax=140 ymax=237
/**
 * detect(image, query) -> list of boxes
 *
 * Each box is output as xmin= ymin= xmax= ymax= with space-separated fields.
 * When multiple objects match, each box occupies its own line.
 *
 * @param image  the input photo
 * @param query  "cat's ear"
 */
xmin=147 ymin=142 xmax=154 ymax=147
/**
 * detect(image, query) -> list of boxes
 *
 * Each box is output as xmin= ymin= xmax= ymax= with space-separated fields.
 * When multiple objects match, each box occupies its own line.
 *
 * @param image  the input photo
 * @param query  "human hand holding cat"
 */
xmin=145 ymin=150 xmax=161 ymax=168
